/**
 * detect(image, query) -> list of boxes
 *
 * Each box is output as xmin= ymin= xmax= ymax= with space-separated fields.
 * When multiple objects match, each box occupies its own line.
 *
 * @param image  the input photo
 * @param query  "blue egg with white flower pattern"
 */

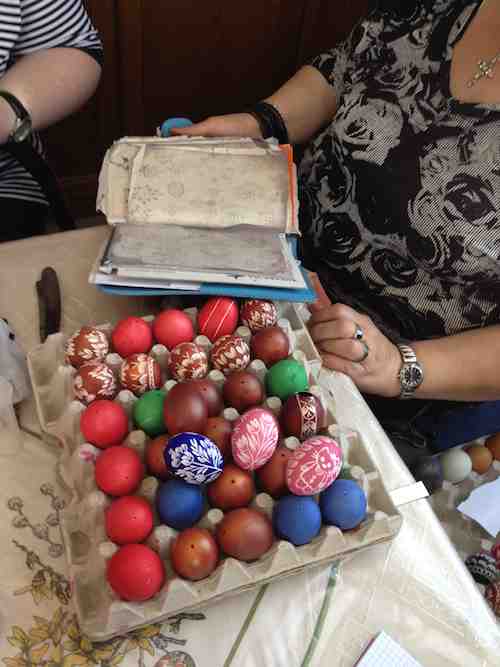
xmin=165 ymin=432 xmax=224 ymax=485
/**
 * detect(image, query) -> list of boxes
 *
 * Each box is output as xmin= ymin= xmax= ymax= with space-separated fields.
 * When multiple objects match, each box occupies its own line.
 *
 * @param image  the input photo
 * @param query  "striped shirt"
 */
xmin=0 ymin=0 xmax=102 ymax=204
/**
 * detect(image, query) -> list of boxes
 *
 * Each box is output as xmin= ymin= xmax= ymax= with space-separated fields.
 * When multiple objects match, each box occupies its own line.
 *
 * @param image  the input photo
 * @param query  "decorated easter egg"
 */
xmin=74 ymin=361 xmax=117 ymax=404
xmin=156 ymin=479 xmax=204 ymax=530
xmin=197 ymin=297 xmax=239 ymax=342
xmin=105 ymin=495 xmax=154 ymax=544
xmin=231 ymin=408 xmax=280 ymax=471
xmin=440 ymin=448 xmax=472 ymax=483
xmin=170 ymin=528 xmax=219 ymax=581
xmin=145 ymin=434 xmax=170 ymax=480
xmin=240 ymin=299 xmax=278 ymax=332
xmin=211 ymin=335 xmax=250 ymax=375
xmin=80 ymin=400 xmax=128 ymax=449
xmin=320 ymin=479 xmax=367 ymax=530
xmin=485 ymin=433 xmax=500 ymax=461
xmin=281 ymin=392 xmax=326 ymax=440
xmin=111 ymin=316 xmax=153 ymax=358
xmin=410 ymin=456 xmax=443 ymax=495
xmin=203 ymin=417 xmax=233 ymax=460
xmin=250 ymin=326 xmax=289 ymax=367
xmin=485 ymin=581 xmax=500 ymax=618
xmin=491 ymin=543 xmax=500 ymax=563
xmin=273 ymin=496 xmax=322 ymax=546
xmin=133 ymin=389 xmax=166 ymax=437
xmin=188 ymin=378 xmax=223 ymax=417
xmin=216 ymin=508 xmax=274 ymax=561
xmin=265 ymin=359 xmax=308 ymax=401
xmin=169 ymin=342 xmax=208 ymax=381
xmin=107 ymin=544 xmax=165 ymax=601
xmin=256 ymin=446 xmax=293 ymax=498
xmin=152 ymin=309 xmax=194 ymax=350
xmin=207 ymin=464 xmax=255 ymax=510
xmin=65 ymin=326 xmax=109 ymax=368
xmin=163 ymin=382 xmax=208 ymax=434
xmin=166 ymin=432 xmax=223 ymax=484
xmin=120 ymin=353 xmax=161 ymax=396
xmin=95 ymin=446 xmax=145 ymax=496
xmin=286 ymin=435 xmax=342 ymax=496
xmin=465 ymin=444 xmax=493 ymax=475
xmin=222 ymin=371 xmax=264 ymax=412
xmin=465 ymin=552 xmax=499 ymax=585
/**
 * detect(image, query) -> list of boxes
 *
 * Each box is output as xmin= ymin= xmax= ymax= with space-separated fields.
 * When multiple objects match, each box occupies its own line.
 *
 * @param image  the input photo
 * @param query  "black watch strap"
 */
xmin=0 ymin=90 xmax=32 ymax=142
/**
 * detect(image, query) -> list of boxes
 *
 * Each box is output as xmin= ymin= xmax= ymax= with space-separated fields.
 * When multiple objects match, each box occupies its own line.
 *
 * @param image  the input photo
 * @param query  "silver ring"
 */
xmin=356 ymin=341 xmax=369 ymax=363
xmin=353 ymin=323 xmax=364 ymax=341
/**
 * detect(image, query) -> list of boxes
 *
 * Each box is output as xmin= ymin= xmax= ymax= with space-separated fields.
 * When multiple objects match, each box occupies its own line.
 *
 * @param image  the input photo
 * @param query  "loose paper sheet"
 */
xmin=356 ymin=632 xmax=422 ymax=666
xmin=457 ymin=477 xmax=500 ymax=537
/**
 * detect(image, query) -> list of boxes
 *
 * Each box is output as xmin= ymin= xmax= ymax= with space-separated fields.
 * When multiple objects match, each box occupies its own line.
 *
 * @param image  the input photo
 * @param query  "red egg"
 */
xmin=207 ymin=464 xmax=256 ymax=510
xmin=107 ymin=544 xmax=165 ymax=601
xmin=211 ymin=335 xmax=250 ymax=375
xmin=65 ymin=326 xmax=109 ymax=368
xmin=111 ymin=317 xmax=153 ymax=358
xmin=153 ymin=309 xmax=195 ymax=350
xmin=170 ymin=528 xmax=219 ymax=581
xmin=80 ymin=400 xmax=129 ymax=449
xmin=256 ymin=446 xmax=293 ymax=498
xmin=95 ymin=446 xmax=145 ymax=496
xmin=222 ymin=371 xmax=264 ymax=412
xmin=188 ymin=378 xmax=223 ymax=417
xmin=168 ymin=342 xmax=208 ymax=381
xmin=145 ymin=434 xmax=171 ymax=480
xmin=250 ymin=326 xmax=289 ymax=367
xmin=74 ymin=362 xmax=117 ymax=405
xmin=240 ymin=299 xmax=278 ymax=333
xmin=198 ymin=297 xmax=239 ymax=342
xmin=163 ymin=382 xmax=208 ymax=435
xmin=216 ymin=508 xmax=274 ymax=561
xmin=203 ymin=417 xmax=233 ymax=460
xmin=281 ymin=392 xmax=326 ymax=440
xmin=105 ymin=495 xmax=154 ymax=544
xmin=120 ymin=353 xmax=161 ymax=396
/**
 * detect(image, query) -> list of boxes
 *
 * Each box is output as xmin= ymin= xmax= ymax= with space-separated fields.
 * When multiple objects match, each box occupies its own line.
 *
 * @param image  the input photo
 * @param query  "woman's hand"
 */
xmin=171 ymin=113 xmax=262 ymax=138
xmin=308 ymin=302 xmax=402 ymax=398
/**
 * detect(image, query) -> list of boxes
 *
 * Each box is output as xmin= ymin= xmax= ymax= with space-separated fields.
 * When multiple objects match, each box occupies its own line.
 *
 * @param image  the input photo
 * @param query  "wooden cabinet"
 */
xmin=43 ymin=0 xmax=368 ymax=218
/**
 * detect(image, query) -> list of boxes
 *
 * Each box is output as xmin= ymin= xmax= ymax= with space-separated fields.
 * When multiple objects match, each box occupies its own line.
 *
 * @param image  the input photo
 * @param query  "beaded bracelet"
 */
xmin=247 ymin=101 xmax=290 ymax=145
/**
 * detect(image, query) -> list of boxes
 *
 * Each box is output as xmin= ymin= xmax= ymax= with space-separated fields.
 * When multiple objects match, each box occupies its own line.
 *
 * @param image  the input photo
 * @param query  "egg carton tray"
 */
xmin=27 ymin=302 xmax=403 ymax=642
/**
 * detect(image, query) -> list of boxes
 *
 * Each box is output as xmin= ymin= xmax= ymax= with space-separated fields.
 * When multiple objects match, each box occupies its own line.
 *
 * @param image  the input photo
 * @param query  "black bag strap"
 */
xmin=3 ymin=141 xmax=75 ymax=231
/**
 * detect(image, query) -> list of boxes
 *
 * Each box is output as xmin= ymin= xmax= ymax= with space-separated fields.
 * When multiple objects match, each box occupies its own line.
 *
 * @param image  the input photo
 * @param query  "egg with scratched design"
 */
xmin=120 ymin=353 xmax=161 ymax=396
xmin=165 ymin=432 xmax=223 ymax=485
xmin=169 ymin=342 xmax=208 ymax=381
xmin=74 ymin=362 xmax=117 ymax=404
xmin=286 ymin=435 xmax=342 ymax=496
xmin=65 ymin=326 xmax=109 ymax=368
xmin=281 ymin=392 xmax=326 ymax=440
xmin=211 ymin=335 xmax=250 ymax=375
xmin=231 ymin=408 xmax=279 ymax=471
xmin=240 ymin=299 xmax=278 ymax=332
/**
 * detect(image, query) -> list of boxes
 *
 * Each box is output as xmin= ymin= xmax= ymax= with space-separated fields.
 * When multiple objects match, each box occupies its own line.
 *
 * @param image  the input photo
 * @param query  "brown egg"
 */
xmin=65 ymin=326 xmax=109 ymax=368
xmin=207 ymin=464 xmax=256 ymax=510
xmin=465 ymin=444 xmax=493 ymax=474
xmin=73 ymin=362 xmax=117 ymax=404
xmin=250 ymin=326 xmax=289 ymax=367
xmin=216 ymin=508 xmax=274 ymax=561
xmin=145 ymin=434 xmax=170 ymax=480
xmin=170 ymin=528 xmax=219 ymax=581
xmin=256 ymin=446 xmax=293 ymax=498
xmin=203 ymin=416 xmax=233 ymax=460
xmin=188 ymin=378 xmax=224 ymax=417
xmin=163 ymin=382 xmax=208 ymax=435
xmin=281 ymin=392 xmax=326 ymax=440
xmin=222 ymin=371 xmax=264 ymax=412
xmin=486 ymin=433 xmax=500 ymax=461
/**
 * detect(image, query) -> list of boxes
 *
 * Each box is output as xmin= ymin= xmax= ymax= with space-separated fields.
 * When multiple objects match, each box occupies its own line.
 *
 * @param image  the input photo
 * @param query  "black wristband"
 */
xmin=247 ymin=101 xmax=289 ymax=144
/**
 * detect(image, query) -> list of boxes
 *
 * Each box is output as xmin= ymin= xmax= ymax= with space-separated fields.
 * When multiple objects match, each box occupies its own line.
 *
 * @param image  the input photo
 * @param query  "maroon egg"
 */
xmin=211 ymin=335 xmax=250 ymax=375
xmin=163 ymin=383 xmax=208 ymax=435
xmin=188 ymin=378 xmax=224 ymax=417
xmin=168 ymin=342 xmax=208 ymax=381
xmin=256 ymin=446 xmax=293 ymax=498
xmin=145 ymin=434 xmax=171 ymax=480
xmin=281 ymin=392 xmax=326 ymax=440
xmin=65 ymin=326 xmax=109 ymax=368
xmin=216 ymin=508 xmax=274 ymax=561
xmin=207 ymin=464 xmax=256 ymax=510
xmin=74 ymin=362 xmax=117 ymax=405
xmin=250 ymin=326 xmax=289 ymax=367
xmin=240 ymin=299 xmax=278 ymax=333
xmin=203 ymin=417 xmax=233 ymax=460
xmin=222 ymin=371 xmax=264 ymax=412
xmin=170 ymin=527 xmax=219 ymax=581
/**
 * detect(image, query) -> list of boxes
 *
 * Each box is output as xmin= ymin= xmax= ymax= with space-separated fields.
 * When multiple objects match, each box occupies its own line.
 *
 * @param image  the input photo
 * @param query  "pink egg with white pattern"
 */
xmin=169 ymin=342 xmax=208 ymax=381
xmin=211 ymin=335 xmax=250 ymax=375
xmin=286 ymin=436 xmax=342 ymax=496
xmin=231 ymin=408 xmax=279 ymax=471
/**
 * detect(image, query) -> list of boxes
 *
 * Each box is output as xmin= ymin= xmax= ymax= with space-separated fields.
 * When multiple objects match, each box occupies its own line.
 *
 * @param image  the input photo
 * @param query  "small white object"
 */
xmin=235 ymin=326 xmax=252 ymax=344
xmin=150 ymin=344 xmax=170 ymax=371
xmin=248 ymin=359 xmax=267 ymax=382
xmin=458 ymin=477 xmax=500 ymax=537
xmin=263 ymin=396 xmax=281 ymax=416
xmin=390 ymin=482 xmax=429 ymax=508
xmin=356 ymin=631 xmax=422 ymax=666
xmin=105 ymin=353 xmax=123 ymax=376
xmin=223 ymin=407 xmax=240 ymax=422
xmin=440 ymin=448 xmax=472 ymax=483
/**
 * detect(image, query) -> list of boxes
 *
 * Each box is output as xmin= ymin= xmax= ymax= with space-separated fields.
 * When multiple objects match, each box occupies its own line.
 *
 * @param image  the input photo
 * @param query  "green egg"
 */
xmin=265 ymin=358 xmax=309 ymax=401
xmin=133 ymin=389 xmax=167 ymax=437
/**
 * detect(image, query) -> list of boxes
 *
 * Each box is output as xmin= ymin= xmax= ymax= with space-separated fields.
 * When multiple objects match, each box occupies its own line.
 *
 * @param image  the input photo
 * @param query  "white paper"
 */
xmin=458 ymin=477 xmax=500 ymax=537
xmin=356 ymin=632 xmax=422 ymax=666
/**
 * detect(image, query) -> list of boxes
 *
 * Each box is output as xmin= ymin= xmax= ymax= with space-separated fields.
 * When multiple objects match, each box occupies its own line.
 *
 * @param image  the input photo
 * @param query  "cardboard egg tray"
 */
xmin=27 ymin=302 xmax=403 ymax=641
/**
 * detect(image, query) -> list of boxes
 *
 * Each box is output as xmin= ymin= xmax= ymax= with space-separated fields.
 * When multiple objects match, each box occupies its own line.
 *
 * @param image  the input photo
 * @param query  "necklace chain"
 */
xmin=467 ymin=51 xmax=500 ymax=87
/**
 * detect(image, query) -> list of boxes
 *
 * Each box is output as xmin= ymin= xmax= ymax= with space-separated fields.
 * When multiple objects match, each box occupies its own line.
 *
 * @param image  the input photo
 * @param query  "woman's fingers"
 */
xmin=309 ymin=318 xmax=359 ymax=344
xmin=170 ymin=113 xmax=261 ymax=138
xmin=316 ymin=337 xmax=368 ymax=362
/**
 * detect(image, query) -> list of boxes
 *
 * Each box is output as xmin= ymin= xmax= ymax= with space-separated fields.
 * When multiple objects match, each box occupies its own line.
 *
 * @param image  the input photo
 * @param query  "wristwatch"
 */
xmin=0 ymin=90 xmax=32 ymax=142
xmin=397 ymin=344 xmax=424 ymax=399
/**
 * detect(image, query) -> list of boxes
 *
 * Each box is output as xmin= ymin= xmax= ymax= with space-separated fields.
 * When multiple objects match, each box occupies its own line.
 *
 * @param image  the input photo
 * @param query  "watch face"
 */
xmin=401 ymin=363 xmax=423 ymax=390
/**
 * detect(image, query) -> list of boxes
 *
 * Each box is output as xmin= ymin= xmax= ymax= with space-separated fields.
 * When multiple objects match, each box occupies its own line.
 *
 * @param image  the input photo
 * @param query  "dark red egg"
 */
xmin=153 ymin=309 xmax=194 ymax=350
xmin=216 ymin=508 xmax=274 ymax=561
xmin=203 ymin=417 xmax=233 ymax=460
xmin=105 ymin=495 xmax=154 ymax=544
xmin=250 ymin=326 xmax=289 ymax=367
xmin=95 ymin=446 xmax=145 ymax=496
xmin=256 ymin=446 xmax=293 ymax=498
xmin=281 ymin=392 xmax=326 ymax=440
xmin=207 ymin=464 xmax=255 ymax=510
xmin=107 ymin=544 xmax=165 ymax=601
xmin=74 ymin=362 xmax=117 ymax=404
xmin=188 ymin=378 xmax=224 ymax=417
xmin=163 ymin=382 xmax=208 ymax=435
xmin=145 ymin=434 xmax=171 ymax=479
xmin=111 ymin=316 xmax=153 ymax=358
xmin=170 ymin=527 xmax=219 ymax=581
xmin=80 ymin=400 xmax=129 ymax=449
xmin=65 ymin=326 xmax=109 ymax=368
xmin=222 ymin=371 xmax=264 ymax=412
xmin=120 ymin=354 xmax=161 ymax=396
